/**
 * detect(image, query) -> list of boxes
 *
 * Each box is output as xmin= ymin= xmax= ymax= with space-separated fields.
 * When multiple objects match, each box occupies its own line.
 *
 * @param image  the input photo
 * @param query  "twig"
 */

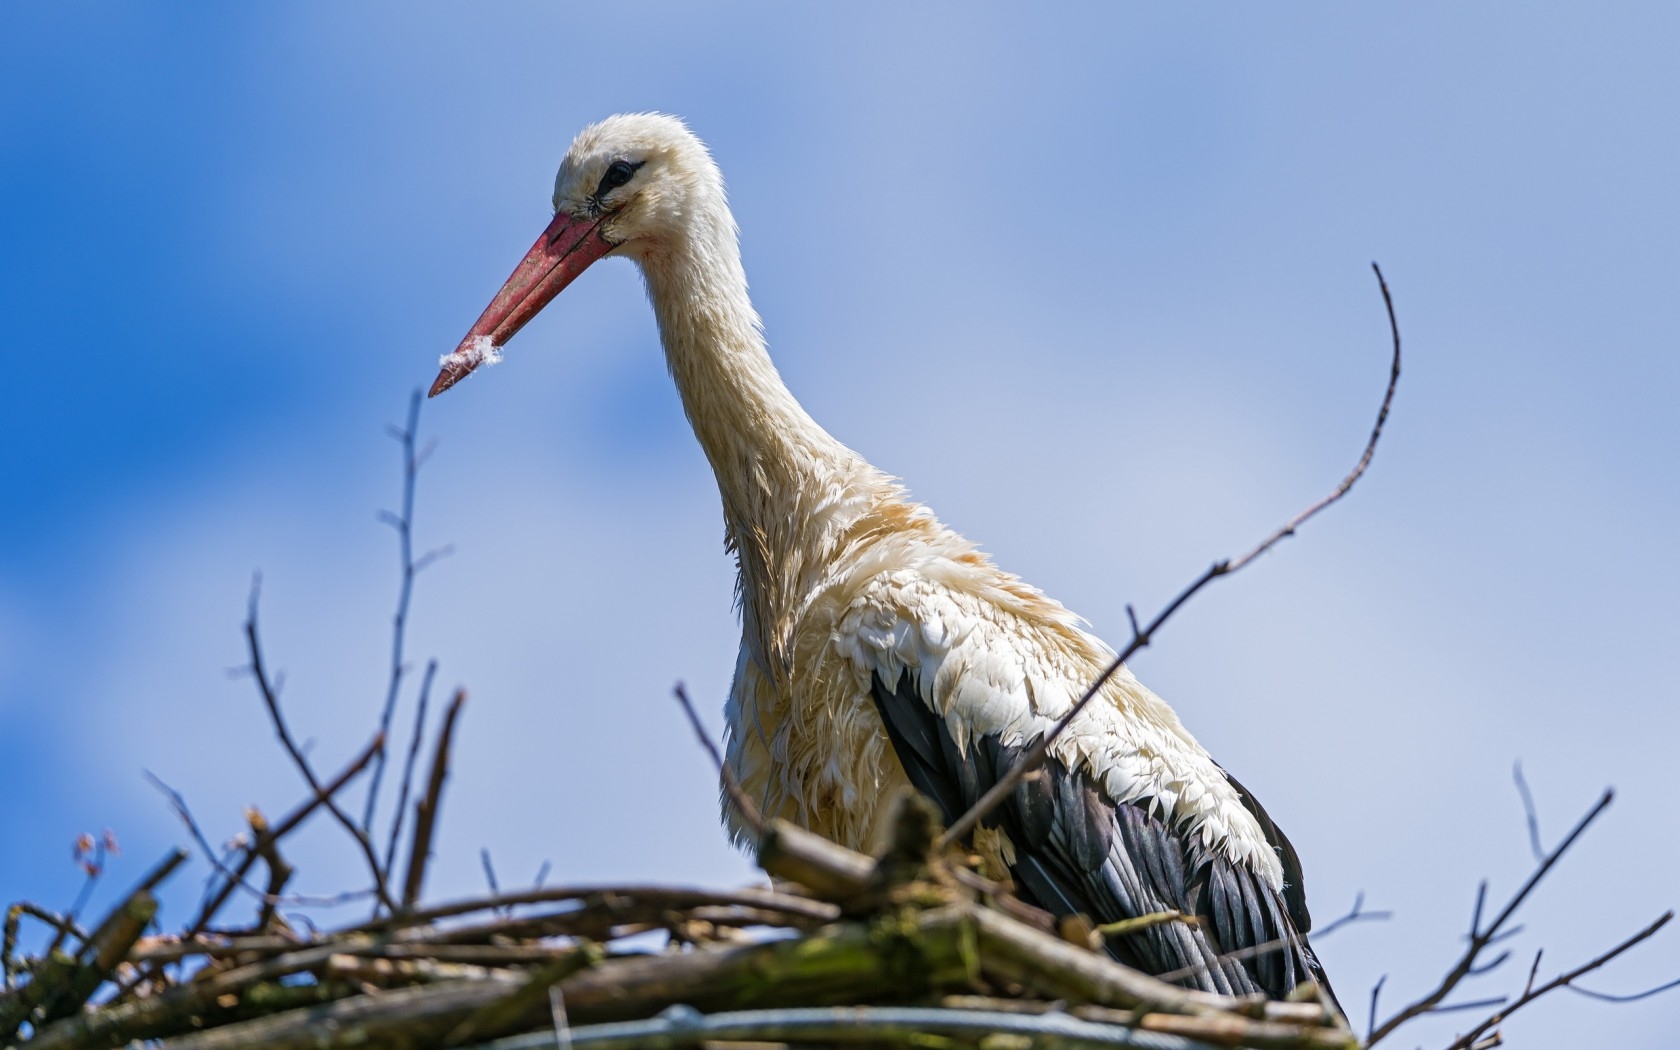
xmin=3 ymin=905 xmax=87 ymax=991
xmin=480 ymin=850 xmax=508 ymax=917
xmin=1311 ymin=892 xmax=1391 ymax=940
xmin=242 ymin=578 xmax=397 ymax=913
xmin=365 ymin=391 xmax=452 ymax=834
xmin=144 ymin=773 xmax=371 ymax=911
xmin=249 ymin=808 xmax=297 ymax=930
xmin=55 ymin=833 xmax=115 ymax=955
xmin=672 ymin=683 xmax=766 ymax=841
xmin=343 ymin=884 xmax=837 ymax=937
xmin=1567 ymin=975 xmax=1680 ymax=1003
xmin=1511 ymin=762 xmax=1544 ymax=863
xmin=1443 ymin=912 xmax=1676 ymax=1050
xmin=0 ymin=851 xmax=185 ymax=1041
xmin=1148 ymin=893 xmax=1389 ymax=987
xmin=186 ymin=733 xmax=385 ymax=938
xmin=1366 ymin=788 xmax=1614 ymax=1045
xmin=1366 ymin=975 xmax=1384 ymax=1044
xmin=941 ymin=262 xmax=1403 ymax=849
xmin=383 ymin=658 xmax=438 ymax=882
xmin=1094 ymin=911 xmax=1193 ymax=940
xmin=403 ymin=689 xmax=467 ymax=909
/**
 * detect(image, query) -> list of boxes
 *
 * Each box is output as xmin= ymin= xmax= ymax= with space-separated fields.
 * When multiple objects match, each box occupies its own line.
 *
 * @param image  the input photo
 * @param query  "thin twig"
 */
xmin=186 ymin=732 xmax=385 ymax=938
xmin=1312 ymin=892 xmax=1391 ymax=940
xmin=1512 ymin=762 xmax=1544 ymax=863
xmin=383 ymin=658 xmax=438 ymax=883
xmin=57 ymin=834 xmax=113 ymax=955
xmin=1148 ymin=890 xmax=1389 ymax=987
xmin=1367 ymin=974 xmax=1385 ymax=1045
xmin=1567 ymin=974 xmax=1680 ymax=1003
xmin=242 ymin=578 xmax=397 ymax=913
xmin=144 ymin=773 xmax=367 ymax=910
xmin=1366 ymin=788 xmax=1614 ymax=1045
xmin=673 ymin=682 xmax=767 ymax=841
xmin=941 ymin=262 xmax=1403 ymax=849
xmin=480 ymin=850 xmax=507 ymax=916
xmin=402 ymin=688 xmax=467 ymax=909
xmin=3 ymin=905 xmax=88 ymax=991
xmin=1148 ymin=889 xmax=1392 ymax=987
xmin=343 ymin=884 xmax=837 ymax=937
xmin=365 ymin=391 xmax=452 ymax=834
xmin=1444 ymin=912 xmax=1676 ymax=1050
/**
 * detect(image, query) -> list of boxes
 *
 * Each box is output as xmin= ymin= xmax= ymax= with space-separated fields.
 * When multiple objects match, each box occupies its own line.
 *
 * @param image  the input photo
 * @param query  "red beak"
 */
xmin=429 ymin=211 xmax=617 ymax=397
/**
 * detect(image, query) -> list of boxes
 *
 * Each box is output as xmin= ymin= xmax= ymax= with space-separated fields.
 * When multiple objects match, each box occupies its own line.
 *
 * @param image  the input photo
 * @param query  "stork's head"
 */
xmin=430 ymin=113 xmax=721 ymax=397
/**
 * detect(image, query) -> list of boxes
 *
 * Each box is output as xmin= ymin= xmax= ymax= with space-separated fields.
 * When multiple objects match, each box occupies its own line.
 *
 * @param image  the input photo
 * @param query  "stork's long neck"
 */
xmin=639 ymin=209 xmax=885 ymax=643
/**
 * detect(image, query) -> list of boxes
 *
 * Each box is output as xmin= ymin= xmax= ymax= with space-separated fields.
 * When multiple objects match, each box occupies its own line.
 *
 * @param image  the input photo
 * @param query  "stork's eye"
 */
xmin=596 ymin=160 xmax=639 ymax=196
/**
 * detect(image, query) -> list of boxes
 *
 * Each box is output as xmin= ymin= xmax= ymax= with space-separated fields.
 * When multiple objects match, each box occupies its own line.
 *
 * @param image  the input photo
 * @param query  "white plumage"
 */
xmin=431 ymin=112 xmax=1334 ymax=1003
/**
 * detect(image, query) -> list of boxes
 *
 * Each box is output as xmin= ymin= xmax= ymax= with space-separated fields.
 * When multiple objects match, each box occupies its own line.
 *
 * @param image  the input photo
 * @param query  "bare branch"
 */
xmin=3 ymin=905 xmax=87 ymax=992
xmin=1367 ymin=788 xmax=1615 ymax=1045
xmin=186 ymin=732 xmax=385 ymax=938
xmin=366 ymin=390 xmax=450 ymax=834
xmin=1145 ymin=891 xmax=1390 ymax=990
xmin=1311 ymin=891 xmax=1391 ymax=941
xmin=1512 ymin=762 xmax=1544 ymax=863
xmin=1367 ymin=974 xmax=1385 ymax=1044
xmin=382 ymin=658 xmax=438 ymax=883
xmin=941 ymin=262 xmax=1404 ymax=849
xmin=402 ymin=688 xmax=467 ymax=910
xmin=1444 ymin=912 xmax=1676 ymax=1050
xmin=673 ymin=682 xmax=766 ymax=842
xmin=1567 ymin=975 xmax=1680 ymax=1004
xmin=144 ymin=773 xmax=354 ymax=911
xmin=243 ymin=579 xmax=397 ymax=913
xmin=480 ymin=850 xmax=504 ymax=914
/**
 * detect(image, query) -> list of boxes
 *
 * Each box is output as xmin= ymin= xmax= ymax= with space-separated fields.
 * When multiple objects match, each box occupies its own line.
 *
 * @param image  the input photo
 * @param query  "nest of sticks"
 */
xmin=1 ymin=784 xmax=1353 ymax=1050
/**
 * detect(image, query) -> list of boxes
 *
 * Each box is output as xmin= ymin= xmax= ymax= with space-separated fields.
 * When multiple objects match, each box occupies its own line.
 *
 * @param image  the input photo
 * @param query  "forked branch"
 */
xmin=1368 ymin=772 xmax=1678 ymax=1048
xmin=242 ymin=580 xmax=396 ymax=913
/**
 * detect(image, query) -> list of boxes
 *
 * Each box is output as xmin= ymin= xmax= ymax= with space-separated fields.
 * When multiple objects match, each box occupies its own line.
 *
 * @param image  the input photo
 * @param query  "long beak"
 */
xmin=429 ymin=211 xmax=617 ymax=397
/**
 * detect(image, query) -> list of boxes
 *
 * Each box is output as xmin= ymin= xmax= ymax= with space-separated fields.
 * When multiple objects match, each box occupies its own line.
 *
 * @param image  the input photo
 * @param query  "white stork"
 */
xmin=430 ymin=113 xmax=1336 ymax=1003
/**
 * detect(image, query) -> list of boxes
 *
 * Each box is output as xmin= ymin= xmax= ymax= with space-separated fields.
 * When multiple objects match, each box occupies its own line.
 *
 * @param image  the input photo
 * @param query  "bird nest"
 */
xmin=1 ymin=792 xmax=1353 ymax=1050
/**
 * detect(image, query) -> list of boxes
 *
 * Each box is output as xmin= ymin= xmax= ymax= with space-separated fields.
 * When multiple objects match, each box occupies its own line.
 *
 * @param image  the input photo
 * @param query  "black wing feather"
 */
xmin=869 ymin=670 xmax=1338 ymax=1008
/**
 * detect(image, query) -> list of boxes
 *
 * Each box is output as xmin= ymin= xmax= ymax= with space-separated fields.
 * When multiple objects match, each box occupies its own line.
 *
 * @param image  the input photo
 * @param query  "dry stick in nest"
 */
xmin=114 ymin=903 xmax=1342 ymax=1050
xmin=942 ymin=262 xmax=1403 ymax=850
xmin=185 ymin=732 xmax=385 ymax=939
xmin=1365 ymin=784 xmax=1675 ymax=1047
xmin=402 ymin=688 xmax=467 ymax=910
xmin=241 ymin=579 xmax=397 ymax=913
xmin=345 ymin=885 xmax=837 ymax=940
xmin=0 ymin=849 xmax=186 ymax=1042
xmin=2 ymin=905 xmax=88 ymax=993
xmin=1146 ymin=892 xmax=1390 ymax=991
xmin=247 ymin=809 xmax=297 ymax=931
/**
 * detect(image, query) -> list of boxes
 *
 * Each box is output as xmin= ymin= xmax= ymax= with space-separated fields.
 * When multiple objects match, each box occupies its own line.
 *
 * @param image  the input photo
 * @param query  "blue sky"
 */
xmin=2 ymin=4 xmax=1676 ymax=1046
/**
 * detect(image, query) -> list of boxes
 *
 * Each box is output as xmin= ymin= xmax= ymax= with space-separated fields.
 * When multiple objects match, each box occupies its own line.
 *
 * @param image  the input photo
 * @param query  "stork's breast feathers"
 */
xmin=835 ymin=573 xmax=1285 ymax=891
